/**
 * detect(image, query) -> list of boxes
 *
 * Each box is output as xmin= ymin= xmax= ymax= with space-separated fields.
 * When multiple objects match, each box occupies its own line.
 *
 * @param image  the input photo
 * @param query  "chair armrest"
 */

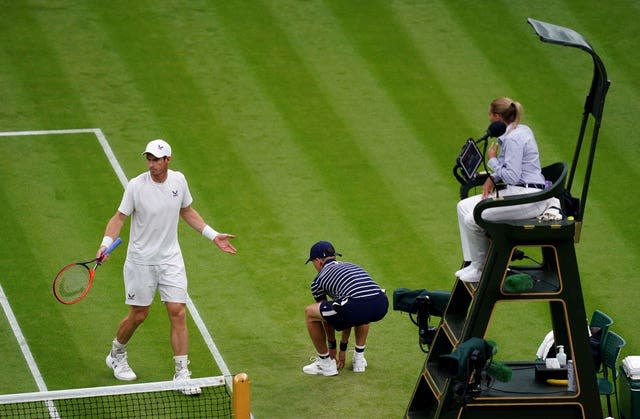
xmin=459 ymin=172 xmax=492 ymax=200
xmin=473 ymin=162 xmax=568 ymax=229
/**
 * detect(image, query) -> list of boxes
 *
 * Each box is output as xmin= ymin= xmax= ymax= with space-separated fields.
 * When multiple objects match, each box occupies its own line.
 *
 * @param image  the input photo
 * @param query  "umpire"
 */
xmin=302 ymin=241 xmax=388 ymax=376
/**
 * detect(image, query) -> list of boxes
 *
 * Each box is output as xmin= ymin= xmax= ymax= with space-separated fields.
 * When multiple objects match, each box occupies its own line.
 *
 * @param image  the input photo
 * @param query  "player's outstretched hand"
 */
xmin=214 ymin=233 xmax=237 ymax=254
xmin=329 ymin=348 xmax=337 ymax=361
xmin=336 ymin=350 xmax=346 ymax=370
xmin=336 ymin=351 xmax=347 ymax=370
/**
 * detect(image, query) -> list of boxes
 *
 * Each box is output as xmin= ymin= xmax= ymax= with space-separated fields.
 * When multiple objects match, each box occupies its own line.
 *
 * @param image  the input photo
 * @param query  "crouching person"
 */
xmin=303 ymin=241 xmax=388 ymax=376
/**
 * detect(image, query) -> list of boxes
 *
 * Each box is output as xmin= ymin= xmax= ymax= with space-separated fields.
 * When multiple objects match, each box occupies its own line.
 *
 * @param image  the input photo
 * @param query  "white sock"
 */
xmin=174 ymin=355 xmax=189 ymax=372
xmin=112 ymin=339 xmax=126 ymax=356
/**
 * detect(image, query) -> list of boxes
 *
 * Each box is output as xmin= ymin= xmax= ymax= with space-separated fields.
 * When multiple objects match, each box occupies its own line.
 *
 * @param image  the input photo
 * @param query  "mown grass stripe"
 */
xmin=263 ymin=0 xmax=464 ymax=281
xmin=26 ymin=4 xmax=161 ymax=177
xmin=210 ymin=1 xmax=444 ymax=283
xmin=323 ymin=1 xmax=471 ymax=169
xmin=389 ymin=1 xmax=517 ymax=135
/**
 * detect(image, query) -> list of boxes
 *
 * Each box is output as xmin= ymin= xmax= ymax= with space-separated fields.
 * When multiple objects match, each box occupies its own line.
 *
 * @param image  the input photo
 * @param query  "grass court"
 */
xmin=1 ymin=1 xmax=639 ymax=417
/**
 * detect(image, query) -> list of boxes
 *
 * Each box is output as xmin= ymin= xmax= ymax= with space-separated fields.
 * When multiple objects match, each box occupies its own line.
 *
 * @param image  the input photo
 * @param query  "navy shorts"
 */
xmin=320 ymin=292 xmax=388 ymax=331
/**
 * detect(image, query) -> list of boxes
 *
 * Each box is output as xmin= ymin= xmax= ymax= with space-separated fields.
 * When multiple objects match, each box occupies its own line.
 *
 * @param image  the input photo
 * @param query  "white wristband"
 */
xmin=101 ymin=236 xmax=114 ymax=248
xmin=202 ymin=225 xmax=219 ymax=241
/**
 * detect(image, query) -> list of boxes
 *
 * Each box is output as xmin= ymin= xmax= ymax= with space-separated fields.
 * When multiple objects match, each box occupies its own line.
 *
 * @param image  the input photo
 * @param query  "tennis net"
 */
xmin=0 ymin=376 xmax=232 ymax=418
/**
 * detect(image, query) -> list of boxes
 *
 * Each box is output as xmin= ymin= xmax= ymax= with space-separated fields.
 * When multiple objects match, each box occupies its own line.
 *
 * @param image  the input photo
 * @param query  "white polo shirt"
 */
xmin=118 ymin=170 xmax=193 ymax=265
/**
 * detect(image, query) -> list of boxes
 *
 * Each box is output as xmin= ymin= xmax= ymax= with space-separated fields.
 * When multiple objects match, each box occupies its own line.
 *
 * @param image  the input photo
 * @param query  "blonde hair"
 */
xmin=490 ymin=97 xmax=523 ymax=127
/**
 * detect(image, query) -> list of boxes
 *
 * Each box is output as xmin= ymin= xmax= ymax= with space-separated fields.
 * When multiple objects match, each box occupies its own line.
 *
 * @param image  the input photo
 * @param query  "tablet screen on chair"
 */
xmin=457 ymin=140 xmax=483 ymax=179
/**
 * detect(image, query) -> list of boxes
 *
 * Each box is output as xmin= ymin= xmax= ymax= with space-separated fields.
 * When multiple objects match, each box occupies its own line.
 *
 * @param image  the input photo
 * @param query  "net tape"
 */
xmin=0 ymin=376 xmax=231 ymax=418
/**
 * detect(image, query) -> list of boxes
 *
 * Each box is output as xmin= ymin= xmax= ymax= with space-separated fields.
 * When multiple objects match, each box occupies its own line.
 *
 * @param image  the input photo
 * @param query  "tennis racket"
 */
xmin=53 ymin=237 xmax=123 ymax=305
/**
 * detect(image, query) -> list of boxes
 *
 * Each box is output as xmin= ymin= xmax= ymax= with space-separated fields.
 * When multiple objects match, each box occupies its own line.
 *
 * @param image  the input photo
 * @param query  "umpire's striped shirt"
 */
xmin=311 ymin=260 xmax=382 ymax=302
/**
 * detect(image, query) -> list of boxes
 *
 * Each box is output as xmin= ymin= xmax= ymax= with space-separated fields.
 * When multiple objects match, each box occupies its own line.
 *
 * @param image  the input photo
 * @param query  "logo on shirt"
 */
xmin=172 ymin=190 xmax=178 ymax=197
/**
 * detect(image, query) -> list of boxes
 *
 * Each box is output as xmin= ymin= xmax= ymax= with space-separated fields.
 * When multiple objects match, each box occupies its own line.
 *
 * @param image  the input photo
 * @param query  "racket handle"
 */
xmin=103 ymin=237 xmax=123 ymax=256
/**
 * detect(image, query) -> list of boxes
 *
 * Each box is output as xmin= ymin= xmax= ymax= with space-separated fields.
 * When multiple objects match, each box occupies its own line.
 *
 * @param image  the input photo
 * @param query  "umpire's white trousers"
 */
xmin=457 ymin=186 xmax=550 ymax=264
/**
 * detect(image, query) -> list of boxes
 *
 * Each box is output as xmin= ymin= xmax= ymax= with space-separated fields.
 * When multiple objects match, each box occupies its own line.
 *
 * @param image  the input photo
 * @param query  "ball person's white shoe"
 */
xmin=302 ymin=357 xmax=338 ymax=376
xmin=352 ymin=352 xmax=367 ymax=373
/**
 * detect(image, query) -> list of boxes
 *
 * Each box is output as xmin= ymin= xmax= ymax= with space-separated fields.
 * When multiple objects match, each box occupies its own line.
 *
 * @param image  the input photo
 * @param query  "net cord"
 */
xmin=0 ymin=376 xmax=226 ymax=404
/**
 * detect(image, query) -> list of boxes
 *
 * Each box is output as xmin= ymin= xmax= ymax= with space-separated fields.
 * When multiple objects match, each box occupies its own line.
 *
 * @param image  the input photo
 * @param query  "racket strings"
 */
xmin=52 ymin=237 xmax=121 ymax=305
xmin=55 ymin=264 xmax=91 ymax=301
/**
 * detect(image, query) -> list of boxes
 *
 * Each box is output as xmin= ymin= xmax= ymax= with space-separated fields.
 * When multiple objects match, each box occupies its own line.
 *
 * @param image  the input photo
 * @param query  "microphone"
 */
xmin=475 ymin=120 xmax=507 ymax=144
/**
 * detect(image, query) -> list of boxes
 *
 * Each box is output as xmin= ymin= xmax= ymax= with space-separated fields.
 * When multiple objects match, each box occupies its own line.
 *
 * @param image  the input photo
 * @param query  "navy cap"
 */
xmin=305 ymin=241 xmax=342 ymax=264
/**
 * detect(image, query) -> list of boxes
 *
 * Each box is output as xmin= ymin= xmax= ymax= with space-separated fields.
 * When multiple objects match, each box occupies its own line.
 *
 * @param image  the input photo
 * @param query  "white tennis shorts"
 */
xmin=123 ymin=260 xmax=188 ymax=306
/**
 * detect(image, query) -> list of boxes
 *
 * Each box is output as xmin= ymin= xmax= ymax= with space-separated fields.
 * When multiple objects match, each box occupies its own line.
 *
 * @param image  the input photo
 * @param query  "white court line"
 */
xmin=0 ymin=128 xmax=96 ymax=137
xmin=1 ymin=129 xmax=233 ymax=389
xmin=0 ymin=285 xmax=59 ymax=417
xmin=0 ymin=285 xmax=49 ymax=390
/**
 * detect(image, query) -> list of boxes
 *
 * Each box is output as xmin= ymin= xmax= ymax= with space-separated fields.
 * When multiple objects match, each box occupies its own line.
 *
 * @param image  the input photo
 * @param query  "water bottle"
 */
xmin=557 ymin=345 xmax=567 ymax=368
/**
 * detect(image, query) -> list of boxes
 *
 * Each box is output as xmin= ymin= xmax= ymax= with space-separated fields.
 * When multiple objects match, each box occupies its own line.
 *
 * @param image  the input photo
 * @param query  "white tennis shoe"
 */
xmin=454 ymin=264 xmax=474 ymax=278
xmin=456 ymin=262 xmax=483 ymax=283
xmin=459 ymin=267 xmax=482 ymax=283
xmin=106 ymin=352 xmax=137 ymax=381
xmin=173 ymin=369 xmax=202 ymax=395
xmin=302 ymin=356 xmax=338 ymax=376
xmin=352 ymin=352 xmax=367 ymax=372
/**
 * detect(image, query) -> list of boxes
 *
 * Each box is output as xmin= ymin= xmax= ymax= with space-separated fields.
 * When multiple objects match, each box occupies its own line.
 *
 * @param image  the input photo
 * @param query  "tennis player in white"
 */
xmin=97 ymin=139 xmax=236 ymax=394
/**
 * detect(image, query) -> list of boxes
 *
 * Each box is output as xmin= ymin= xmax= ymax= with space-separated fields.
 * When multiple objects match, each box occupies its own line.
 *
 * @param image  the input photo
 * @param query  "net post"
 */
xmin=232 ymin=372 xmax=251 ymax=418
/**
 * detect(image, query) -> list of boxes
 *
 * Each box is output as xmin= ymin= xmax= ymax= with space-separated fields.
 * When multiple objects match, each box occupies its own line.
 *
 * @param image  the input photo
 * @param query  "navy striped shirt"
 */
xmin=311 ymin=260 xmax=382 ymax=301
